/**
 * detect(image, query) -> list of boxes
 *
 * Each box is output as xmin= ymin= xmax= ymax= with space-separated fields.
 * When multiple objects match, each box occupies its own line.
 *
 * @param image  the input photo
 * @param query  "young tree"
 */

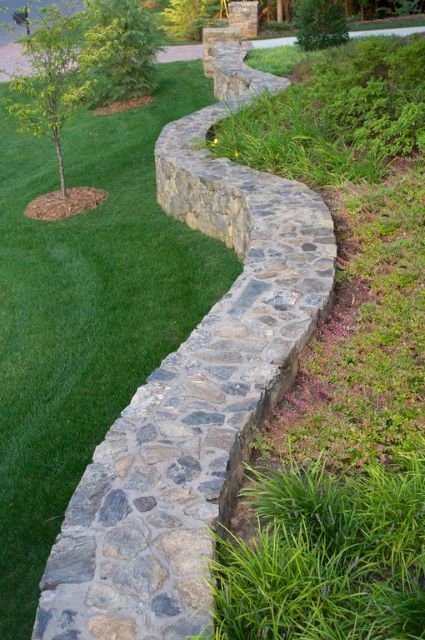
xmin=3 ymin=2 xmax=119 ymax=199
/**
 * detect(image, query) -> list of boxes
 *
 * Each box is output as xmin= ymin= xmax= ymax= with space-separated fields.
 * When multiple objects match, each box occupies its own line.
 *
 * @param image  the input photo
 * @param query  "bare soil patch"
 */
xmin=24 ymin=187 xmax=108 ymax=221
xmin=93 ymin=96 xmax=155 ymax=116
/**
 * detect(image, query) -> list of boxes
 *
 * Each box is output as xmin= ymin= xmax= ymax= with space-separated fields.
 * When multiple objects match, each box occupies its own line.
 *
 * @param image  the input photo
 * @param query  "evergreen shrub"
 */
xmin=295 ymin=0 xmax=349 ymax=51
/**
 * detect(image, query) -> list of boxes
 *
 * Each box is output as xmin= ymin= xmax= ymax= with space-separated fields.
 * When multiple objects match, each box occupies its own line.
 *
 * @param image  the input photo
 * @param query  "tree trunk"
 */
xmin=344 ymin=0 xmax=350 ymax=18
xmin=283 ymin=0 xmax=290 ymax=22
xmin=54 ymin=135 xmax=67 ymax=199
xmin=276 ymin=0 xmax=283 ymax=22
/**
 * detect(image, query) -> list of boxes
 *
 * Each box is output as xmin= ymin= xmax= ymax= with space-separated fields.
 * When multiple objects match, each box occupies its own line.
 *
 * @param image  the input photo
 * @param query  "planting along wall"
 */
xmin=32 ymin=41 xmax=336 ymax=640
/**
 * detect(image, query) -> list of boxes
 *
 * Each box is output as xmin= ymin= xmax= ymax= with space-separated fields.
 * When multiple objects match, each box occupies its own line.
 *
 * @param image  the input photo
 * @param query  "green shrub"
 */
xmin=295 ymin=0 xmax=349 ymax=51
xmin=395 ymin=0 xmax=421 ymax=15
xmin=84 ymin=0 xmax=160 ymax=107
xmin=161 ymin=0 xmax=220 ymax=41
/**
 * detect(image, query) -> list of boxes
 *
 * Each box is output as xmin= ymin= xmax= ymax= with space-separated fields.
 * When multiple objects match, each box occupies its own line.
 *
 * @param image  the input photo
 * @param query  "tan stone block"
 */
xmin=88 ymin=615 xmax=137 ymax=640
xmin=176 ymin=576 xmax=212 ymax=611
xmin=114 ymin=455 xmax=134 ymax=478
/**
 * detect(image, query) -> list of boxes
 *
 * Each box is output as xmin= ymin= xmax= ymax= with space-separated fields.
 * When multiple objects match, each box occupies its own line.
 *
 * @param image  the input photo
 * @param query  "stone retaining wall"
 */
xmin=212 ymin=41 xmax=288 ymax=100
xmin=202 ymin=27 xmax=241 ymax=78
xmin=228 ymin=1 xmax=258 ymax=39
xmin=32 ymin=42 xmax=336 ymax=640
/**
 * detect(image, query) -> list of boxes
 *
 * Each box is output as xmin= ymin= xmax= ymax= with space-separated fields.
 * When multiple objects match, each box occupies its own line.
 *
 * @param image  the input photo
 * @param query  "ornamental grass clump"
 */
xmin=206 ymin=453 xmax=425 ymax=640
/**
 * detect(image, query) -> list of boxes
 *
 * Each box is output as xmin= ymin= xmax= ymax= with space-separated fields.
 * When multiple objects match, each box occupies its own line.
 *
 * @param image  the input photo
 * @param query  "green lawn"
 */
xmin=0 ymin=60 xmax=241 ymax=639
xmin=349 ymin=17 xmax=425 ymax=30
xmin=246 ymin=45 xmax=308 ymax=77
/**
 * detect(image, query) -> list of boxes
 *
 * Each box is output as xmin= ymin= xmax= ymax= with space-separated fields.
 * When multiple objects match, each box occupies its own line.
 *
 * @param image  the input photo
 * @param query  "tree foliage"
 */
xmin=83 ymin=0 xmax=160 ymax=107
xmin=295 ymin=0 xmax=349 ymax=50
xmin=2 ymin=2 xmax=119 ymax=197
xmin=162 ymin=0 xmax=220 ymax=41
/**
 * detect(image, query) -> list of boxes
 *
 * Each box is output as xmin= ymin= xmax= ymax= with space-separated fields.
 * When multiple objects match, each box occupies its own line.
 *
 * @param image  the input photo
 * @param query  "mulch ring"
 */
xmin=93 ymin=96 xmax=155 ymax=116
xmin=24 ymin=187 xmax=108 ymax=221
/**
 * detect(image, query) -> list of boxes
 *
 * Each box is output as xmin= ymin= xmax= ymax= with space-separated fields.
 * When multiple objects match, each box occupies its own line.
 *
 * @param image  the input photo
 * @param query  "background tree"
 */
xmin=3 ymin=2 xmax=118 ymax=198
xmin=276 ymin=0 xmax=291 ymax=22
xmin=162 ymin=0 xmax=219 ymax=42
xmin=83 ymin=0 xmax=161 ymax=107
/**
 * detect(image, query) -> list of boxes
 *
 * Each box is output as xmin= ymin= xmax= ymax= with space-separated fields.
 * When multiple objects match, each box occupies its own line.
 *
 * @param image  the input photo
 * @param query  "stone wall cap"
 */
xmin=203 ymin=27 xmax=241 ymax=34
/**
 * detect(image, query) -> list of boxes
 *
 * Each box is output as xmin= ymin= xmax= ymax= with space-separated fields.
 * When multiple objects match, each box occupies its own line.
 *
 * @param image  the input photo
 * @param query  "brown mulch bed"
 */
xmin=93 ymin=96 xmax=155 ymax=117
xmin=24 ymin=187 xmax=108 ymax=221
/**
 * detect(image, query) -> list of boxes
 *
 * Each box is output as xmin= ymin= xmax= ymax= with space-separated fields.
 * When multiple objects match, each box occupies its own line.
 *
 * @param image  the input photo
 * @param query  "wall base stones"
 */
xmin=32 ymin=39 xmax=336 ymax=640
xmin=228 ymin=1 xmax=259 ymax=38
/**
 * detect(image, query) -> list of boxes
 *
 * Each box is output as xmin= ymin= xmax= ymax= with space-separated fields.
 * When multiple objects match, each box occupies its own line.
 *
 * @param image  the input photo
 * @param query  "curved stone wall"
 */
xmin=212 ymin=41 xmax=288 ymax=100
xmin=32 ymin=43 xmax=336 ymax=640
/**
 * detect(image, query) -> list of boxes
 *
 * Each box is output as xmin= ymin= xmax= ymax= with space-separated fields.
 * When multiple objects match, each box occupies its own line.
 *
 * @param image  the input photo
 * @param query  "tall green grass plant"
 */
xmin=205 ymin=454 xmax=425 ymax=639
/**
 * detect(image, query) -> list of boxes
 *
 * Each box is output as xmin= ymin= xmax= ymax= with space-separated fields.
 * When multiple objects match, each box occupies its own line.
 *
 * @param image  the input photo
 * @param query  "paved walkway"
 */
xmin=1 ymin=25 xmax=424 ymax=81
xmin=250 ymin=24 xmax=425 ymax=49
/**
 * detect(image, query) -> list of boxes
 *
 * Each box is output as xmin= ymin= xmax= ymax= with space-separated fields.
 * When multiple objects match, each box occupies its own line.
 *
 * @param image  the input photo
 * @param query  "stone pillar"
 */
xmin=228 ymin=1 xmax=258 ymax=39
xmin=203 ymin=27 xmax=241 ymax=77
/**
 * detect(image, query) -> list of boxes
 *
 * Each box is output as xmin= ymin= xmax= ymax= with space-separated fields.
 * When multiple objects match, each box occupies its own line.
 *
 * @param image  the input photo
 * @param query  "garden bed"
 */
xmin=206 ymin=35 xmax=425 ymax=639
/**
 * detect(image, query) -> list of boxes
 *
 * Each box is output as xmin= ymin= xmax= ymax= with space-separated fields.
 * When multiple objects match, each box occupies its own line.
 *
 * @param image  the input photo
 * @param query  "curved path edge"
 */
xmin=32 ymin=42 xmax=336 ymax=640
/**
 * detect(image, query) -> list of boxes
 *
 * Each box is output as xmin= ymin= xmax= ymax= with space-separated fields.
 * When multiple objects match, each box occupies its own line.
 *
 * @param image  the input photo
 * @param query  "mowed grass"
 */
xmin=247 ymin=45 xmax=309 ymax=77
xmin=0 ymin=60 xmax=241 ymax=639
